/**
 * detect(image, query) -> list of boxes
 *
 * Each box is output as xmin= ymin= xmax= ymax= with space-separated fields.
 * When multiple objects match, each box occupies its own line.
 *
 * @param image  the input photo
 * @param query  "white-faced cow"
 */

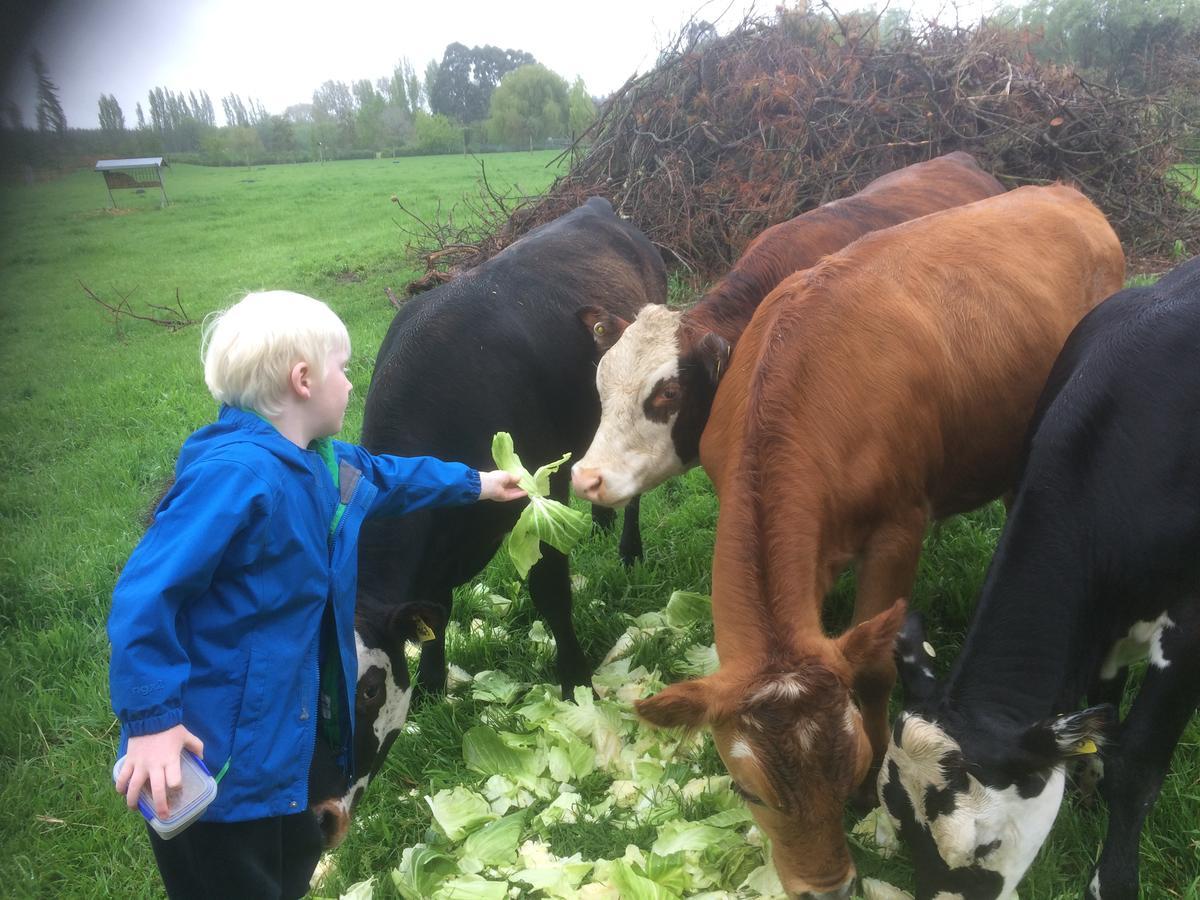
xmin=882 ymin=256 xmax=1200 ymax=900
xmin=635 ymin=185 xmax=1125 ymax=898
xmin=571 ymin=151 xmax=1004 ymax=508
xmin=307 ymin=197 xmax=666 ymax=847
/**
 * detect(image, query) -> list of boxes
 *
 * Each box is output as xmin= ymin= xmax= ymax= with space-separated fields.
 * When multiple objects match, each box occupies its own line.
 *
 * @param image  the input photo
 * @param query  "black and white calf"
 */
xmin=307 ymin=197 xmax=667 ymax=846
xmin=880 ymin=256 xmax=1200 ymax=900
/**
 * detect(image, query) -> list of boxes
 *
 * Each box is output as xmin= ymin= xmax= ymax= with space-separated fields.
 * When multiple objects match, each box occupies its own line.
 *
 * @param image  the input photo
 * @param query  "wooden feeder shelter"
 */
xmin=95 ymin=157 xmax=170 ymax=208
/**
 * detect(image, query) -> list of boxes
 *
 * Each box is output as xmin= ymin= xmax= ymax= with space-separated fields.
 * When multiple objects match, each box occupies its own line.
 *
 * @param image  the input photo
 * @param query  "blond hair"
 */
xmin=201 ymin=291 xmax=350 ymax=416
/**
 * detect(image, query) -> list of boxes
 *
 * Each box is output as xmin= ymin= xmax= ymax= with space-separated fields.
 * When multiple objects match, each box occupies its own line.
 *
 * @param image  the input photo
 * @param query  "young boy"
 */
xmin=109 ymin=290 xmax=524 ymax=899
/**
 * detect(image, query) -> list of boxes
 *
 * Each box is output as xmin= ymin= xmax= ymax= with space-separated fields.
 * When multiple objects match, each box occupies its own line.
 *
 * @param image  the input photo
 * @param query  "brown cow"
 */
xmin=571 ymin=151 xmax=1004 ymax=509
xmin=636 ymin=184 xmax=1125 ymax=899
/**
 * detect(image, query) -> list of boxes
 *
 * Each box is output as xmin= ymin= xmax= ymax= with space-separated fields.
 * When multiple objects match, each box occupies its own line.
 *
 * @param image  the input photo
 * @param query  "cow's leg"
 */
xmin=618 ymin=495 xmax=643 ymax=566
xmin=413 ymin=590 xmax=453 ymax=701
xmin=847 ymin=510 xmax=926 ymax=807
xmin=527 ymin=545 xmax=590 ymax=697
xmin=1086 ymin=602 xmax=1200 ymax=900
xmin=591 ymin=504 xmax=616 ymax=532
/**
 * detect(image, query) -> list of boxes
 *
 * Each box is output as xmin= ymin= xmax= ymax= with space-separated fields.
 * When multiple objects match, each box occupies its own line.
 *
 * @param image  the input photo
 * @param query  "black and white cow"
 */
xmin=880 ymin=256 xmax=1200 ymax=900
xmin=307 ymin=197 xmax=667 ymax=846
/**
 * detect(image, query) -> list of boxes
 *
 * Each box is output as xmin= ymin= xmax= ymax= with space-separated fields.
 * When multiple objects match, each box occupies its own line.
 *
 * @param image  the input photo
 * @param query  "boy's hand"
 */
xmin=478 ymin=470 xmax=527 ymax=502
xmin=115 ymin=724 xmax=204 ymax=819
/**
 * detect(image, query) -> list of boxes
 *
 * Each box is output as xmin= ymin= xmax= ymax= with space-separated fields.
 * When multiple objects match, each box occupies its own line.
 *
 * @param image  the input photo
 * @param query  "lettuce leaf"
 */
xmin=491 ymin=432 xmax=590 ymax=577
xmin=425 ymin=787 xmax=498 ymax=842
xmin=391 ymin=845 xmax=457 ymax=900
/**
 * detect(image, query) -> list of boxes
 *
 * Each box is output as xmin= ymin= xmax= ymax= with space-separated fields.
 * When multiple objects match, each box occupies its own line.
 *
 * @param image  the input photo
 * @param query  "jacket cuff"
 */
xmin=124 ymin=707 xmax=184 ymax=737
xmin=466 ymin=468 xmax=482 ymax=501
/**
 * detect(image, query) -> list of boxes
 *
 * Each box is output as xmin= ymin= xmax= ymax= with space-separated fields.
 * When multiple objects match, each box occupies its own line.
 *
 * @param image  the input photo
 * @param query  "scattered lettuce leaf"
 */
xmin=459 ymin=810 xmax=525 ymax=870
xmin=470 ymin=670 xmax=522 ymax=705
xmin=425 ymin=787 xmax=498 ymax=842
xmin=430 ymin=873 xmax=509 ymax=900
xmin=391 ymin=845 xmax=457 ymax=900
xmin=663 ymin=591 xmax=712 ymax=628
xmin=337 ymin=877 xmax=374 ymax=900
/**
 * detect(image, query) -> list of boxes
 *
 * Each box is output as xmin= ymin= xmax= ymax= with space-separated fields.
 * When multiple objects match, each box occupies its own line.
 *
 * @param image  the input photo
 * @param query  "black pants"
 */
xmin=147 ymin=811 xmax=324 ymax=900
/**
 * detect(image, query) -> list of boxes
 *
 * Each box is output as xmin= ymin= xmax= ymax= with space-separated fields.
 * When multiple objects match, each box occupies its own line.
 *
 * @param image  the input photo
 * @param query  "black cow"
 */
xmin=308 ymin=197 xmax=667 ymax=846
xmin=879 ymin=256 xmax=1200 ymax=900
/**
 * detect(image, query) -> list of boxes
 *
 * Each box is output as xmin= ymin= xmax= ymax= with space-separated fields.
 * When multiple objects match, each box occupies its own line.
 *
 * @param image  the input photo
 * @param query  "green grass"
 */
xmin=1 ymin=155 xmax=1197 ymax=899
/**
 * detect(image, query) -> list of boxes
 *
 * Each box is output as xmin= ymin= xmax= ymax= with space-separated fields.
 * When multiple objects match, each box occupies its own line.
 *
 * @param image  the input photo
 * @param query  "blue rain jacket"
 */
xmin=108 ymin=405 xmax=480 ymax=821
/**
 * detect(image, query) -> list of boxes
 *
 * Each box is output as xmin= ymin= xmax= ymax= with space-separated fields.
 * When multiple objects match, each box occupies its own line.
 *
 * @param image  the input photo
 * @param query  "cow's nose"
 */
xmin=571 ymin=464 xmax=604 ymax=501
xmin=795 ymin=879 xmax=855 ymax=900
xmin=311 ymin=799 xmax=351 ymax=849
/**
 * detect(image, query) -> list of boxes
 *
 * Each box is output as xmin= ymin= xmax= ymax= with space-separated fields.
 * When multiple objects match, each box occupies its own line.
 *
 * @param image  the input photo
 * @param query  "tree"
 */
xmin=424 ymin=59 xmax=440 ymax=113
xmin=98 ymin=94 xmax=125 ymax=132
xmin=312 ymin=80 xmax=357 ymax=149
xmin=1022 ymin=0 xmax=1200 ymax=91
xmin=411 ymin=109 xmax=461 ymax=154
xmin=486 ymin=64 xmax=569 ymax=148
xmin=567 ymin=77 xmax=595 ymax=138
xmin=31 ymin=49 xmax=66 ymax=135
xmin=227 ymin=126 xmax=264 ymax=167
xmin=135 ymin=102 xmax=146 ymax=129
xmin=428 ymin=43 xmax=537 ymax=123
xmin=1 ymin=99 xmax=21 ymax=130
xmin=353 ymin=79 xmax=386 ymax=148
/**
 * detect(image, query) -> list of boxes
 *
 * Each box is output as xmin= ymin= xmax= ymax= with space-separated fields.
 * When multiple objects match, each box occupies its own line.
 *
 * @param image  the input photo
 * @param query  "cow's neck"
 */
xmin=943 ymin=524 xmax=1096 ymax=723
xmin=710 ymin=478 xmax=830 ymax=668
xmin=685 ymin=270 xmax=769 ymax=345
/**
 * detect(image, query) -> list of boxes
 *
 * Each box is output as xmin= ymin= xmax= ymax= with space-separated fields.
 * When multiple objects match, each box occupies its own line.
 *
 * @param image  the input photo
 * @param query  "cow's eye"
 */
xmin=731 ymin=782 xmax=764 ymax=806
xmin=658 ymin=383 xmax=680 ymax=403
xmin=361 ymin=682 xmax=382 ymax=703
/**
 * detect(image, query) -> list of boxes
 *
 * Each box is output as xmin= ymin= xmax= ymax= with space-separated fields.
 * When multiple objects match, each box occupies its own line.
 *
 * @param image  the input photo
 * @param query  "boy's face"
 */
xmin=309 ymin=348 xmax=353 ymax=437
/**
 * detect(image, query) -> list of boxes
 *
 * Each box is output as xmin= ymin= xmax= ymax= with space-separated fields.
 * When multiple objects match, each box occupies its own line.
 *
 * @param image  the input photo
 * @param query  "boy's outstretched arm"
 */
xmin=338 ymin=444 xmax=524 ymax=517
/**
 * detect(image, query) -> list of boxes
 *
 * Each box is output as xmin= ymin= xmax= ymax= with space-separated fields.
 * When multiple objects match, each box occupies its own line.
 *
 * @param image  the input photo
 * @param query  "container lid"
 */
xmin=112 ymin=750 xmax=218 ymax=840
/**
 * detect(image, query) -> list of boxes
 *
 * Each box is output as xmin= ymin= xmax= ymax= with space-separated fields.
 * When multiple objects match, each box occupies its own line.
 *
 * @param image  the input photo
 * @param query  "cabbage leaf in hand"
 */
xmin=491 ymin=432 xmax=589 ymax=577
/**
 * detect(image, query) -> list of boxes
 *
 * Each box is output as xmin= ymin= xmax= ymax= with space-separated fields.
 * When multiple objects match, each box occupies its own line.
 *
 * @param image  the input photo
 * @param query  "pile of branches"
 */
xmin=401 ymin=10 xmax=1200 ymax=292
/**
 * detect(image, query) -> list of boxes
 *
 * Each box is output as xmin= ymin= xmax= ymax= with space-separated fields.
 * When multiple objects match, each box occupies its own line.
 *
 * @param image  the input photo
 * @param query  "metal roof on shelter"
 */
xmin=94 ymin=157 xmax=168 ymax=171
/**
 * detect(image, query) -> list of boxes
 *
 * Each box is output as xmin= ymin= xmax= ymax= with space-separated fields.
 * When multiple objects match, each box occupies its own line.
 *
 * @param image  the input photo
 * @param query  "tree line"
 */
xmin=2 ymin=43 xmax=600 ymax=168
xmin=3 ymin=0 xmax=1197 ymax=170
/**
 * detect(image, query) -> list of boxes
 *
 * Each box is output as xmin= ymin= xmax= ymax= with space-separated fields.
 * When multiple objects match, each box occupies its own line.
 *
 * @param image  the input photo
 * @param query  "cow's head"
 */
xmin=572 ymin=303 xmax=730 ymax=507
xmin=308 ymin=604 xmax=439 ymax=848
xmin=635 ymin=603 xmax=906 ymax=899
xmin=881 ymin=613 xmax=1113 ymax=899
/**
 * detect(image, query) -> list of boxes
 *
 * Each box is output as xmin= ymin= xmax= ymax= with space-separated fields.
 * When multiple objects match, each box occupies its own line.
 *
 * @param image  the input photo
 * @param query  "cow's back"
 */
xmin=365 ymin=198 xmax=666 ymax=467
xmin=702 ymin=184 xmax=1125 ymax=518
xmin=688 ymin=152 xmax=1006 ymax=339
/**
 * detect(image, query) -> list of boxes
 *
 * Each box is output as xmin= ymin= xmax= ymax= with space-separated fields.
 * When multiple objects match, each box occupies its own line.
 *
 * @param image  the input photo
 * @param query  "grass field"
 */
xmin=1 ymin=154 xmax=1197 ymax=900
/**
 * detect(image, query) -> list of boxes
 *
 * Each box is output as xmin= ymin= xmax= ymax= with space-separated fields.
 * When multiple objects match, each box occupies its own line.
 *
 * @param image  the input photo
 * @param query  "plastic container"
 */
xmin=112 ymin=749 xmax=218 ymax=840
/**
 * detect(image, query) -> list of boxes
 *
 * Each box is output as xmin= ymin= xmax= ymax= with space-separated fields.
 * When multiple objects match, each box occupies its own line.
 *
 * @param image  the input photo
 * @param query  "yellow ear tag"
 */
xmin=1075 ymin=739 xmax=1098 ymax=755
xmin=922 ymin=641 xmax=936 ymax=658
xmin=414 ymin=617 xmax=436 ymax=643
xmin=594 ymin=323 xmax=605 ymax=336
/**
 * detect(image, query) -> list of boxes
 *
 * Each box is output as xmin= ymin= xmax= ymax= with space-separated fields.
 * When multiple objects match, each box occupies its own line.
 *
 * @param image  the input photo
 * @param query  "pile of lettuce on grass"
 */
xmin=320 ymin=589 xmax=907 ymax=900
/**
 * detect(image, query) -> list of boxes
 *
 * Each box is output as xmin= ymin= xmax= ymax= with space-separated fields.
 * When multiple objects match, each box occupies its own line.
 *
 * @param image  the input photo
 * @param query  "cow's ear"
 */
xmin=1019 ymin=704 xmax=1116 ymax=768
xmin=695 ymin=332 xmax=731 ymax=384
xmin=837 ymin=598 xmax=907 ymax=678
xmin=578 ymin=306 xmax=630 ymax=356
xmin=388 ymin=604 xmax=446 ymax=646
xmin=893 ymin=609 xmax=940 ymax=704
xmin=636 ymin=677 xmax=720 ymax=730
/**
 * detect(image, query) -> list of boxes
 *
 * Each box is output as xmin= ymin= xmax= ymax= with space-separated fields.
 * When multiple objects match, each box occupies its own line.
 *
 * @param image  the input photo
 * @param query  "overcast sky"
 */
xmin=1 ymin=0 xmax=998 ymax=129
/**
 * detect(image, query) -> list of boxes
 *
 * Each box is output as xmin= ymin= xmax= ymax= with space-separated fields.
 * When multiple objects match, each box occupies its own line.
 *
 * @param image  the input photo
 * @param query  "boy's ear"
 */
xmin=577 ymin=306 xmax=630 ymax=356
xmin=290 ymin=360 xmax=313 ymax=398
xmin=387 ymin=604 xmax=446 ymax=646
